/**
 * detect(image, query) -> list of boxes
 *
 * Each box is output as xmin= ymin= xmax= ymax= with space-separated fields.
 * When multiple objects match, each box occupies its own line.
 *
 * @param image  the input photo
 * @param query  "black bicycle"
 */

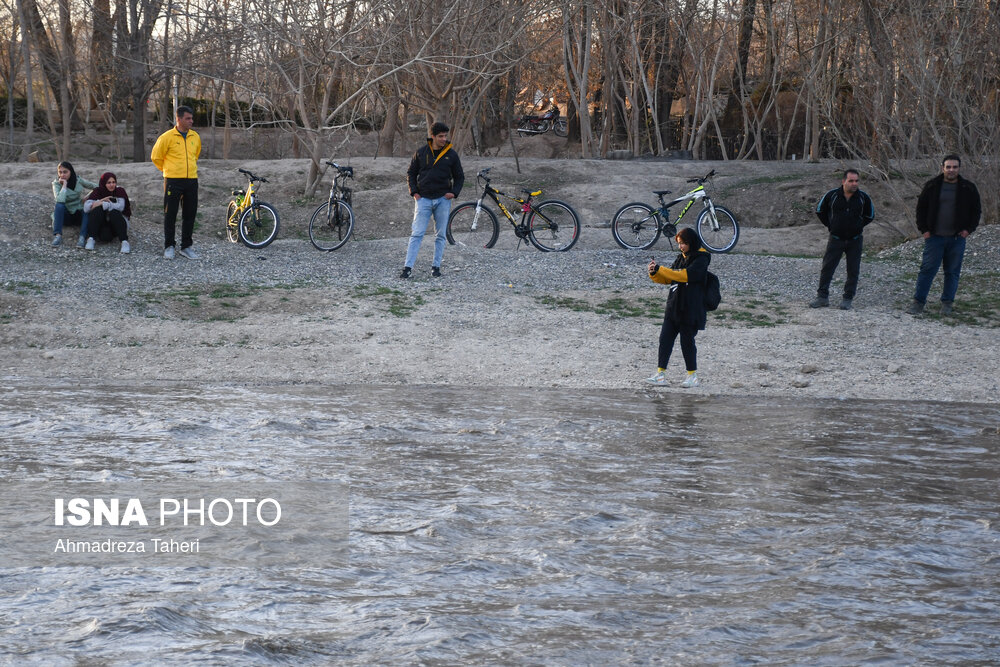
xmin=446 ymin=168 xmax=581 ymax=252
xmin=611 ymin=169 xmax=740 ymax=253
xmin=308 ymin=161 xmax=355 ymax=251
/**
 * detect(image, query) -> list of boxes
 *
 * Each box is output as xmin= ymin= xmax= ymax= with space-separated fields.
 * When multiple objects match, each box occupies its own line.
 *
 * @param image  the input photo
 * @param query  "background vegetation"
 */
xmin=2 ymin=0 xmax=998 ymax=212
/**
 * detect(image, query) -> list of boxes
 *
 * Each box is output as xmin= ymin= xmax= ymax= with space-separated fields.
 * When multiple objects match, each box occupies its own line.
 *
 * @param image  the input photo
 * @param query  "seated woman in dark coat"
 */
xmin=82 ymin=172 xmax=132 ymax=253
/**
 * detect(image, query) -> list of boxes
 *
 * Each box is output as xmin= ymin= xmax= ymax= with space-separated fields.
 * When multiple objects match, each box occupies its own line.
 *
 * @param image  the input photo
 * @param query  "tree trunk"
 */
xmin=91 ymin=0 xmax=113 ymax=111
xmin=16 ymin=0 xmax=34 ymax=159
xmin=808 ymin=2 xmax=830 ymax=162
xmin=858 ymin=0 xmax=895 ymax=168
xmin=6 ymin=15 xmax=16 ymax=150
xmin=57 ymin=0 xmax=77 ymax=147
xmin=562 ymin=1 xmax=595 ymax=156
xmin=19 ymin=0 xmax=81 ymax=136
xmin=132 ymin=90 xmax=146 ymax=162
xmin=378 ymin=95 xmax=401 ymax=157
xmin=720 ymin=0 xmax=757 ymax=140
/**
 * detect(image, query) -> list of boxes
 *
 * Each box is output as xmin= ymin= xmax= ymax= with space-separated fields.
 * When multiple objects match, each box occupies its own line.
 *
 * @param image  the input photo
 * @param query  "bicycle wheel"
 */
xmin=611 ymin=202 xmax=661 ymax=250
xmin=309 ymin=200 xmax=355 ymax=251
xmin=225 ymin=201 xmax=240 ymax=243
xmin=528 ymin=200 xmax=580 ymax=252
xmin=696 ymin=204 xmax=739 ymax=253
xmin=447 ymin=202 xmax=500 ymax=249
xmin=553 ymin=118 xmax=568 ymax=137
xmin=238 ymin=202 xmax=280 ymax=249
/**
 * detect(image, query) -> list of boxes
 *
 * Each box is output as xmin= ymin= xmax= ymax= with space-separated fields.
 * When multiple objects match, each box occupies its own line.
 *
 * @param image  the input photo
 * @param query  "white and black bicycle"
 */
xmin=611 ymin=169 xmax=739 ymax=252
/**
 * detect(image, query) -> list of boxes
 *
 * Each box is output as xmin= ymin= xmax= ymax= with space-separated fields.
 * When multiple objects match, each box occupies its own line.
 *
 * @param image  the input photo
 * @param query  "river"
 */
xmin=1 ymin=382 xmax=998 ymax=664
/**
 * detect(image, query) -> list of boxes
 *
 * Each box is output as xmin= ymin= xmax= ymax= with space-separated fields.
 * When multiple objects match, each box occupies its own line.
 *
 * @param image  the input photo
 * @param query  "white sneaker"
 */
xmin=644 ymin=370 xmax=668 ymax=385
xmin=681 ymin=373 xmax=700 ymax=388
xmin=120 ymin=240 xmax=130 ymax=254
xmin=164 ymin=246 xmax=175 ymax=259
xmin=52 ymin=234 xmax=62 ymax=246
xmin=179 ymin=246 xmax=199 ymax=259
xmin=84 ymin=237 xmax=96 ymax=251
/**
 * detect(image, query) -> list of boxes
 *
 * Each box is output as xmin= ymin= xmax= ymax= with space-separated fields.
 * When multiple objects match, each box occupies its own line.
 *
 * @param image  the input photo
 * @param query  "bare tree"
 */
xmin=116 ymin=0 xmax=165 ymax=161
xmin=561 ymin=0 xmax=596 ymax=156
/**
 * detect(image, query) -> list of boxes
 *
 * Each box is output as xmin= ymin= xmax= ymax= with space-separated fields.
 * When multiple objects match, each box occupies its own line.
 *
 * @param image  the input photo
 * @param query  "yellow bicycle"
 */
xmin=226 ymin=169 xmax=280 ymax=249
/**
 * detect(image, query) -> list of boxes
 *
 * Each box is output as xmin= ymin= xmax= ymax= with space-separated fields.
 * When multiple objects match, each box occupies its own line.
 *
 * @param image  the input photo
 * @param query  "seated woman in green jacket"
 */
xmin=51 ymin=161 xmax=98 ymax=248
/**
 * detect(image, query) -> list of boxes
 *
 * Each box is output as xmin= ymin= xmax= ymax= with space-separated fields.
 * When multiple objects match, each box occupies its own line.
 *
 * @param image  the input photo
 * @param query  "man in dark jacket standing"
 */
xmin=400 ymin=121 xmax=464 ymax=279
xmin=907 ymin=155 xmax=981 ymax=316
xmin=810 ymin=169 xmax=876 ymax=310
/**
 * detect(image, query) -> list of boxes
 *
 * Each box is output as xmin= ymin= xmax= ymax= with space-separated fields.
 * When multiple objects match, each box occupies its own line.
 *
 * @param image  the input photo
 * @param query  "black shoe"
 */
xmin=809 ymin=297 xmax=829 ymax=308
xmin=941 ymin=301 xmax=953 ymax=316
xmin=431 ymin=266 xmax=442 ymax=278
xmin=399 ymin=266 xmax=412 ymax=279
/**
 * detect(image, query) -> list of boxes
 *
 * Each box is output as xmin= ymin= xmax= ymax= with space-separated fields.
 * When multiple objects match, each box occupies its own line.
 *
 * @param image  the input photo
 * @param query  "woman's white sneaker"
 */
xmin=120 ymin=240 xmax=131 ymax=254
xmin=644 ymin=371 xmax=668 ymax=385
xmin=681 ymin=373 xmax=700 ymax=388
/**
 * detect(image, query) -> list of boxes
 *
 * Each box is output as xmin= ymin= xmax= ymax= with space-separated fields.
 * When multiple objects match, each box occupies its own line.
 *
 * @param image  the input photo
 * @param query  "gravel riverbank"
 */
xmin=2 ymin=186 xmax=998 ymax=404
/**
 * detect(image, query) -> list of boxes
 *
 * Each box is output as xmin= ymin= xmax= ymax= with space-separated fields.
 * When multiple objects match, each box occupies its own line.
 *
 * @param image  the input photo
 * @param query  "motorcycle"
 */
xmin=516 ymin=109 xmax=568 ymax=137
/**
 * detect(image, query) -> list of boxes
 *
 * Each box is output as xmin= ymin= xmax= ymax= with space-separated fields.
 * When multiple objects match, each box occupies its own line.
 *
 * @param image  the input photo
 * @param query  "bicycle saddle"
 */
xmin=653 ymin=189 xmax=672 ymax=196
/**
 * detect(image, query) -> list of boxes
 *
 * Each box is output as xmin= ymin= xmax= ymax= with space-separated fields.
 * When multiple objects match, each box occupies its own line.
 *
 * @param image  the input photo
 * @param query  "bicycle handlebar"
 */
xmin=325 ymin=161 xmax=354 ymax=177
xmin=238 ymin=168 xmax=268 ymax=183
xmin=477 ymin=167 xmax=492 ymax=180
xmin=686 ymin=169 xmax=716 ymax=184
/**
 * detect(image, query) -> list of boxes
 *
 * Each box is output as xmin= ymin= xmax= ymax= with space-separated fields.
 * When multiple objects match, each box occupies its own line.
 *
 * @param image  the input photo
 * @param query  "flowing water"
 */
xmin=1 ymin=382 xmax=998 ymax=664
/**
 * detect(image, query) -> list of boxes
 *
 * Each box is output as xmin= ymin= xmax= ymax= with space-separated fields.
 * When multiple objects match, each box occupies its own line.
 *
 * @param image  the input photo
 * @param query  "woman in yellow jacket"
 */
xmin=645 ymin=227 xmax=710 ymax=387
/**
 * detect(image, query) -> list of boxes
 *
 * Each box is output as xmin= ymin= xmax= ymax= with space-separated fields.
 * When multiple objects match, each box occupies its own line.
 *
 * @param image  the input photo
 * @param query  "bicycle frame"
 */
xmin=330 ymin=173 xmax=351 ymax=205
xmin=657 ymin=185 xmax=710 ymax=227
xmin=470 ymin=178 xmax=540 ymax=232
xmin=236 ymin=179 xmax=257 ymax=212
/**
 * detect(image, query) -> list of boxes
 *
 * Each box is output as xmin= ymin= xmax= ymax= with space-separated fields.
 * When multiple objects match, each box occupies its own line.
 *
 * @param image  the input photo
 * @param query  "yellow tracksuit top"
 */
xmin=151 ymin=127 xmax=201 ymax=178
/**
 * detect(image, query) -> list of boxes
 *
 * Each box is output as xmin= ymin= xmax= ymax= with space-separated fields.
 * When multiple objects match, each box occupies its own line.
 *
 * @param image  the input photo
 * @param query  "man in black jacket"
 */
xmin=810 ymin=169 xmax=876 ymax=310
xmin=400 ymin=121 xmax=464 ymax=279
xmin=907 ymin=155 xmax=981 ymax=316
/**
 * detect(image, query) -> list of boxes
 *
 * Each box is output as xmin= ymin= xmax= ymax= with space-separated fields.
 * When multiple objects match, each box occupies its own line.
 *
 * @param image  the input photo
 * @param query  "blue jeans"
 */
xmin=913 ymin=235 xmax=966 ymax=303
xmin=404 ymin=196 xmax=451 ymax=268
xmin=53 ymin=203 xmax=89 ymax=239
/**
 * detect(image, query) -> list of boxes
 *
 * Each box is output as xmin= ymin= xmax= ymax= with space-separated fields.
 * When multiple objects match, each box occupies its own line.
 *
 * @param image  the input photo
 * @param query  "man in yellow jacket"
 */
xmin=151 ymin=105 xmax=201 ymax=259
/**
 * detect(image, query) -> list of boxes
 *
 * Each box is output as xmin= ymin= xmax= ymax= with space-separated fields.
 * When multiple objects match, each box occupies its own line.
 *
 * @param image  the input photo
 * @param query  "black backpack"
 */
xmin=704 ymin=271 xmax=721 ymax=311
